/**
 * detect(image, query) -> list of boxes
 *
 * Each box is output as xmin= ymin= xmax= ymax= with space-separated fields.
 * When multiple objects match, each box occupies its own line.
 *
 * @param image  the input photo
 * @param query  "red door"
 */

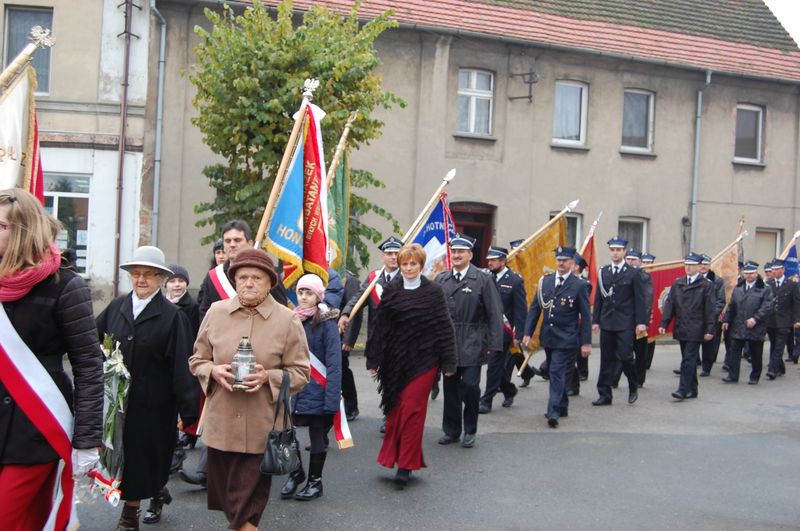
xmin=450 ymin=203 xmax=495 ymax=268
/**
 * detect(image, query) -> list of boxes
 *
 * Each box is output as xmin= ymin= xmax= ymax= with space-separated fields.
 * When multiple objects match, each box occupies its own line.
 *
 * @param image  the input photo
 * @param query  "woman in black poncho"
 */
xmin=366 ymin=243 xmax=456 ymax=488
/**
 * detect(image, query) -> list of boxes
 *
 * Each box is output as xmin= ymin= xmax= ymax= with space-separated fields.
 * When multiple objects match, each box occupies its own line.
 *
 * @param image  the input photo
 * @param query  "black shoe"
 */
xmin=721 ymin=377 xmax=737 ymax=383
xmin=592 ymin=397 xmax=612 ymax=406
xmin=461 ymin=434 xmax=476 ymax=448
xmin=722 ymin=365 xmax=729 ymax=372
xmin=170 ymin=445 xmax=186 ymax=474
xmin=142 ymin=487 xmax=172 ymax=524
xmin=394 ymin=468 xmax=411 ymax=489
xmin=673 ymin=369 xmax=681 ymax=375
xmin=478 ymin=402 xmax=491 ymax=414
xmin=628 ymin=389 xmax=638 ymax=404
xmin=748 ymin=379 xmax=759 ymax=385
xmin=519 ymin=376 xmax=531 ymax=388
xmin=438 ymin=434 xmax=460 ymax=445
xmin=671 ymin=391 xmax=685 ymax=401
xmin=579 ymin=374 xmax=588 ymax=382
xmin=346 ymin=408 xmax=359 ymax=422
xmin=295 ymin=452 xmax=326 ymax=501
xmin=767 ymin=373 xmax=776 ymax=380
xmin=699 ymin=371 xmax=710 ymax=377
xmin=565 ymin=388 xmax=579 ymax=397
xmin=501 ymin=396 xmax=514 ymax=408
xmin=178 ymin=469 xmax=207 ymax=488
xmin=430 ymin=383 xmax=439 ymax=400
xmin=685 ymin=392 xmax=698 ymax=399
xmin=280 ymin=461 xmax=306 ymax=499
xmin=547 ymin=417 xmax=558 ymax=428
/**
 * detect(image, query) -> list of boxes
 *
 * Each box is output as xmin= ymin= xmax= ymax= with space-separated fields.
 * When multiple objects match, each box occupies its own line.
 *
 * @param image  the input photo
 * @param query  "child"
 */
xmin=282 ymin=273 xmax=342 ymax=501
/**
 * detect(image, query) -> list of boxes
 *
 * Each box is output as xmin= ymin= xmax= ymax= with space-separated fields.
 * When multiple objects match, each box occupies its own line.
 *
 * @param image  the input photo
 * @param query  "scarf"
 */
xmin=0 ymin=244 xmax=62 ymax=302
xmin=293 ymin=305 xmax=318 ymax=321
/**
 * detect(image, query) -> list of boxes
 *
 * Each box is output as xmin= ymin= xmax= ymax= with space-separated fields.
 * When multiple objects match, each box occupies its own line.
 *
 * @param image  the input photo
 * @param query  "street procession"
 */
xmin=2 ymin=0 xmax=800 ymax=530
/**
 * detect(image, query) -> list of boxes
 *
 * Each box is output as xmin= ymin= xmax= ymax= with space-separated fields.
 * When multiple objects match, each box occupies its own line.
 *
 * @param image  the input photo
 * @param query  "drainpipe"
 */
xmin=113 ymin=0 xmax=135 ymax=297
xmin=150 ymin=0 xmax=166 ymax=245
xmin=689 ymin=70 xmax=712 ymax=251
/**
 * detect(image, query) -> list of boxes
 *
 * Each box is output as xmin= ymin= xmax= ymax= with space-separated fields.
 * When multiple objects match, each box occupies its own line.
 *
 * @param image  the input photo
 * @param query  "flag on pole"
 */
xmin=0 ymin=65 xmax=44 ymax=203
xmin=785 ymin=243 xmax=798 ymax=280
xmin=327 ymin=151 xmax=350 ymax=276
xmin=643 ymin=261 xmax=685 ymax=339
xmin=507 ymin=218 xmax=567 ymax=350
xmin=711 ymin=242 xmax=740 ymax=304
xmin=579 ymin=213 xmax=601 ymax=306
xmin=265 ymin=103 xmax=328 ymax=287
xmin=412 ymin=193 xmax=456 ymax=278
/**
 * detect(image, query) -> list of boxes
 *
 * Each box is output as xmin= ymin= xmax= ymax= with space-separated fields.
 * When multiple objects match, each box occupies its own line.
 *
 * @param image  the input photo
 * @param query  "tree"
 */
xmin=190 ymin=0 xmax=403 ymax=271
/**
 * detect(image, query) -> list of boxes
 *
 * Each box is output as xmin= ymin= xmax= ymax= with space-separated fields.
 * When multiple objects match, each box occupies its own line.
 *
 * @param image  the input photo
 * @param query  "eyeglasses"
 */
xmin=129 ymin=271 xmax=160 ymax=279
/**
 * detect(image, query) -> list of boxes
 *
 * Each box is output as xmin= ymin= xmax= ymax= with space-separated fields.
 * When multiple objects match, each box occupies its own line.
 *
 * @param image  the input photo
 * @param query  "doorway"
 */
xmin=450 ymin=202 xmax=495 ymax=268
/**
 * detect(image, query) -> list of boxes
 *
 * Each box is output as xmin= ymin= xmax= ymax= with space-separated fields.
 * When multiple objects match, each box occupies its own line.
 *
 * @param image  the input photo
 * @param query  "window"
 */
xmin=755 ymin=228 xmax=782 ymax=265
xmin=44 ymin=173 xmax=90 ymax=275
xmin=550 ymin=212 xmax=582 ymax=248
xmin=734 ymin=104 xmax=764 ymax=163
xmin=618 ymin=217 xmax=648 ymax=252
xmin=553 ymin=81 xmax=588 ymax=146
xmin=622 ymin=90 xmax=654 ymax=151
xmin=4 ymin=7 xmax=53 ymax=93
xmin=457 ymin=69 xmax=493 ymax=135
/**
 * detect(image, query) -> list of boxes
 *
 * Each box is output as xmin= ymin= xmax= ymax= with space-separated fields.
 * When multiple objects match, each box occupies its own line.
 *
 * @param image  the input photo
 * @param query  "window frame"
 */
xmin=550 ymin=211 xmax=583 ymax=248
xmin=620 ymin=89 xmax=655 ymax=153
xmin=4 ymin=6 xmax=53 ymax=95
xmin=755 ymin=227 xmax=782 ymax=258
xmin=617 ymin=216 xmax=649 ymax=252
xmin=733 ymin=103 xmax=765 ymax=164
xmin=552 ymin=80 xmax=589 ymax=147
xmin=456 ymin=68 xmax=494 ymax=136
xmin=44 ymin=172 xmax=91 ymax=276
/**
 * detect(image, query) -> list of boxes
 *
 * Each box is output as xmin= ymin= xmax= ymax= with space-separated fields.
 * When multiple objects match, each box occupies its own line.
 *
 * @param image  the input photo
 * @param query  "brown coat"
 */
xmin=189 ymin=295 xmax=310 ymax=454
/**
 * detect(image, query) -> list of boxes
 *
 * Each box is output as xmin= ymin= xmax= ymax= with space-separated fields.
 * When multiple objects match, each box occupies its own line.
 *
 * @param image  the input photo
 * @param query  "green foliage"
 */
xmin=347 ymin=169 xmax=402 ymax=272
xmin=190 ymin=0 xmax=405 ymax=263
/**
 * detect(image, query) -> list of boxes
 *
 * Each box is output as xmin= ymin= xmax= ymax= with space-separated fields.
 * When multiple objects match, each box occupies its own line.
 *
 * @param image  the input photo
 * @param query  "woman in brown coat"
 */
xmin=190 ymin=248 xmax=310 ymax=531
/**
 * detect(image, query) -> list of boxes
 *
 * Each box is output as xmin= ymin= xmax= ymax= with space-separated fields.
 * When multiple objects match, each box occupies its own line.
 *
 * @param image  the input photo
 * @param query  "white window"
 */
xmin=4 ymin=7 xmax=53 ymax=93
xmin=755 ymin=228 xmax=782 ymax=265
xmin=553 ymin=81 xmax=588 ymax=146
xmin=734 ymin=104 xmax=764 ymax=163
xmin=44 ymin=173 xmax=91 ymax=275
xmin=457 ymin=69 xmax=494 ymax=135
xmin=622 ymin=89 xmax=654 ymax=151
xmin=618 ymin=217 xmax=648 ymax=252
xmin=550 ymin=212 xmax=582 ymax=248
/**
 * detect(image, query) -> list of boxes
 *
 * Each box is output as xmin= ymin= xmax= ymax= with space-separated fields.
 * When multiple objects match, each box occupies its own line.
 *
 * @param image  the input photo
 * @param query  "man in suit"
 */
xmin=592 ymin=237 xmax=647 ymax=406
xmin=699 ymin=253 xmax=726 ymax=377
xmin=659 ymin=252 xmax=716 ymax=400
xmin=765 ymin=258 xmax=800 ymax=379
xmin=567 ymin=252 xmax=592 ymax=393
xmin=622 ymin=250 xmax=654 ymax=387
xmin=523 ymin=247 xmax=591 ymax=428
xmin=641 ymin=252 xmax=658 ymax=371
xmin=436 ymin=235 xmax=503 ymax=448
xmin=480 ymin=246 xmax=527 ymax=413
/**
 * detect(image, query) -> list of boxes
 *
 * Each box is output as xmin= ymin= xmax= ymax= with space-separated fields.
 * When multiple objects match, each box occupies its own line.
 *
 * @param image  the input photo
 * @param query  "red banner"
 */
xmin=582 ymin=234 xmax=599 ymax=306
xmin=643 ymin=261 xmax=685 ymax=339
xmin=301 ymin=104 xmax=329 ymax=285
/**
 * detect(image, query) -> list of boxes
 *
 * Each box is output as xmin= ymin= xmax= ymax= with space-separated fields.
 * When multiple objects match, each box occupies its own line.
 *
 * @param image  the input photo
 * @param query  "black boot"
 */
xmin=116 ymin=503 xmax=141 ymax=531
xmin=280 ymin=453 xmax=305 ymax=499
xmin=295 ymin=452 xmax=326 ymax=501
xmin=394 ymin=468 xmax=411 ymax=489
xmin=142 ymin=486 xmax=172 ymax=524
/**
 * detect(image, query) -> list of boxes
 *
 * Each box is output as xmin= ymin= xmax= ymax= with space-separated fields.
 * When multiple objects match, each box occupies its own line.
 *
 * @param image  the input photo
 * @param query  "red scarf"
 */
xmin=293 ymin=305 xmax=317 ymax=322
xmin=0 ymin=244 xmax=62 ymax=302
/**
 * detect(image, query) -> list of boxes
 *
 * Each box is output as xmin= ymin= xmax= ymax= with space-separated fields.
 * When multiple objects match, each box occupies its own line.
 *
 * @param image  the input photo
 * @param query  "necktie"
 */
xmin=384 ymin=273 xmax=390 ymax=283
xmin=455 ymin=272 xmax=462 ymax=282
xmin=613 ymin=266 xmax=619 ymax=275
xmin=556 ymin=276 xmax=563 ymax=288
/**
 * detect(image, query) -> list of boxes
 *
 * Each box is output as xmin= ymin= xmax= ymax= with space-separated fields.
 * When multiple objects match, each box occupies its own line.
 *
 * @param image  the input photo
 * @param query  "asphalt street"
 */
xmin=76 ymin=344 xmax=800 ymax=530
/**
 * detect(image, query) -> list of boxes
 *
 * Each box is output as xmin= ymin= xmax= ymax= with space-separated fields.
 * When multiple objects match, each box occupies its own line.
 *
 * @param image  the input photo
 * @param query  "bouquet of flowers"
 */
xmin=88 ymin=333 xmax=130 ymax=506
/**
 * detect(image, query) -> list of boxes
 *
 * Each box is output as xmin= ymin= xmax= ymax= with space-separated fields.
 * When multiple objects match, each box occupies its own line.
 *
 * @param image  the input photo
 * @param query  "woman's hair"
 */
xmin=0 ymin=189 xmax=62 ymax=278
xmin=397 ymin=243 xmax=426 ymax=267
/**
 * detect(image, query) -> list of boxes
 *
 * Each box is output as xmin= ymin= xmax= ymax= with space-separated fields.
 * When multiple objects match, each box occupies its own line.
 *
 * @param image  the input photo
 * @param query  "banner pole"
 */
xmin=779 ymin=230 xmax=800 ymax=260
xmin=507 ymin=199 xmax=579 ymax=261
xmin=325 ymin=112 xmax=357 ymax=190
xmin=579 ymin=211 xmax=602 ymax=255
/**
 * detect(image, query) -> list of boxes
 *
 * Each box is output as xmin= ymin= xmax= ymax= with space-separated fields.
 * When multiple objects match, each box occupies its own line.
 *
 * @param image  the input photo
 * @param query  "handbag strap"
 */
xmin=272 ymin=369 xmax=293 ymax=428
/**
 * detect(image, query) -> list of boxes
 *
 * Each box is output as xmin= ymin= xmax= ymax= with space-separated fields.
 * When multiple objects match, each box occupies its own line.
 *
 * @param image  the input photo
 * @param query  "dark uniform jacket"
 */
xmin=198 ymin=260 xmax=288 ymax=321
xmin=342 ymin=269 xmax=397 ymax=335
xmin=640 ymin=268 xmax=654 ymax=323
xmin=0 ymin=268 xmax=103 ymax=465
xmin=660 ymin=275 xmax=716 ymax=342
xmin=341 ymin=271 xmax=364 ymax=347
xmin=765 ymin=277 xmax=800 ymax=329
xmin=494 ymin=267 xmax=527 ymax=344
xmin=435 ymin=264 xmax=504 ymax=366
xmin=592 ymin=263 xmax=647 ymax=331
xmin=523 ymin=273 xmax=591 ymax=349
xmin=722 ymin=277 xmax=773 ymax=341
xmin=705 ymin=271 xmax=726 ymax=323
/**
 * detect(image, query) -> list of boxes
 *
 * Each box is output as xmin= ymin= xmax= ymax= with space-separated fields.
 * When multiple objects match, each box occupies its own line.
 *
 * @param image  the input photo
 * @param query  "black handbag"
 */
xmin=260 ymin=369 xmax=301 ymax=475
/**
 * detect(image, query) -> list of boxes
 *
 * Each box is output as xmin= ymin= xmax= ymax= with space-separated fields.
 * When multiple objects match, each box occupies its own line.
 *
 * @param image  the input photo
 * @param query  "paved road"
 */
xmin=76 ymin=344 xmax=800 ymax=530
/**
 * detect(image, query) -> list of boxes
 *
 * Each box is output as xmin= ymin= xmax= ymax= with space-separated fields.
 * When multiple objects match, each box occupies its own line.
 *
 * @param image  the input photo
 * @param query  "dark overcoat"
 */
xmin=495 ymin=267 xmax=527 ymax=345
xmin=524 ymin=273 xmax=591 ymax=349
xmin=96 ymin=291 xmax=199 ymax=500
xmin=341 ymin=271 xmax=364 ymax=347
xmin=592 ymin=263 xmax=647 ymax=331
xmin=705 ymin=271 xmax=726 ymax=320
xmin=660 ymin=276 xmax=716 ymax=342
xmin=722 ymin=277 xmax=773 ymax=341
xmin=765 ymin=277 xmax=800 ymax=329
xmin=174 ymin=290 xmax=200 ymax=337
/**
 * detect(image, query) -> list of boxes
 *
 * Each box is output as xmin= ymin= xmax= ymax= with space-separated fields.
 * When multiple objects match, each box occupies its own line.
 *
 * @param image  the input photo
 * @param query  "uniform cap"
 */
xmin=486 ymin=246 xmax=508 ymax=259
xmin=743 ymin=260 xmax=759 ymax=273
xmin=573 ymin=252 xmax=588 ymax=269
xmin=555 ymin=246 xmax=577 ymax=259
xmin=379 ymin=236 xmax=403 ymax=252
xmin=625 ymin=249 xmax=642 ymax=260
xmin=607 ymin=237 xmax=628 ymax=248
xmin=641 ymin=253 xmax=656 ymax=263
xmin=700 ymin=254 xmax=712 ymax=265
xmin=450 ymin=234 xmax=476 ymax=250
xmin=772 ymin=258 xmax=786 ymax=268
xmin=684 ymin=252 xmax=703 ymax=265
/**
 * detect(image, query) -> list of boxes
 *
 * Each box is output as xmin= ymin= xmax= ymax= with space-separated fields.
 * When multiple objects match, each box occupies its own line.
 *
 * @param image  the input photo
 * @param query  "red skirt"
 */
xmin=0 ymin=462 xmax=57 ymax=531
xmin=378 ymin=366 xmax=438 ymax=471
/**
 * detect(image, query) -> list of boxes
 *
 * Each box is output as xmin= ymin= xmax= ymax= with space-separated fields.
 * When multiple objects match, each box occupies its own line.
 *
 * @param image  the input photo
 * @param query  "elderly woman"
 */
xmin=366 ymin=243 xmax=456 ymax=488
xmin=190 ymin=248 xmax=310 ymax=531
xmin=96 ymin=246 xmax=199 ymax=530
xmin=0 ymin=189 xmax=103 ymax=530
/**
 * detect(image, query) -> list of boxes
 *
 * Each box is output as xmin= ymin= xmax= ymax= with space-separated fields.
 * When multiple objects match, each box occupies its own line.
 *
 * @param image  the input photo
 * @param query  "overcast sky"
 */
xmin=764 ymin=0 xmax=800 ymax=46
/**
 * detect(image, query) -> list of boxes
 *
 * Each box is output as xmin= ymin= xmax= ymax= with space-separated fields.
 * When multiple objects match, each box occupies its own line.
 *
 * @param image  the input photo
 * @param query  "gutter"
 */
xmin=150 ymin=0 xmax=167 ymax=245
xmin=689 ymin=70 xmax=712 ymax=251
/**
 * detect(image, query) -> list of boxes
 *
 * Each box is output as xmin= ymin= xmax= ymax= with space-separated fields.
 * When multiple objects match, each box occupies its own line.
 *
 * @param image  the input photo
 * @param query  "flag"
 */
xmin=711 ymin=242 xmax=740 ymax=304
xmin=0 ymin=65 xmax=44 ymax=203
xmin=507 ymin=218 xmax=567 ymax=350
xmin=643 ymin=261 xmax=685 ymax=339
xmin=327 ymin=151 xmax=350 ymax=276
xmin=265 ymin=103 xmax=328 ymax=288
xmin=412 ymin=193 xmax=456 ymax=278
xmin=785 ymin=243 xmax=798 ymax=280
xmin=579 ymin=224 xmax=600 ymax=306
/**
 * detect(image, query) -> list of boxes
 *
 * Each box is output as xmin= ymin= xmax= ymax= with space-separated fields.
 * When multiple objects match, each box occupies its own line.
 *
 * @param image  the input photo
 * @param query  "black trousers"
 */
xmin=577 ymin=351 xmax=589 ymax=379
xmin=510 ymin=352 xmax=535 ymax=380
xmin=597 ymin=329 xmax=637 ymax=400
xmin=767 ymin=328 xmax=791 ymax=376
xmin=566 ymin=349 xmax=581 ymax=392
xmin=701 ymin=323 xmax=722 ymax=373
xmin=633 ymin=336 xmax=649 ymax=385
xmin=645 ymin=341 xmax=656 ymax=369
xmin=442 ymin=365 xmax=481 ymax=437
xmin=341 ymin=351 xmax=358 ymax=414
xmin=481 ymin=345 xmax=517 ymax=406
xmin=677 ymin=340 xmax=701 ymax=395
xmin=546 ymin=348 xmax=573 ymax=419
xmin=727 ymin=338 xmax=764 ymax=382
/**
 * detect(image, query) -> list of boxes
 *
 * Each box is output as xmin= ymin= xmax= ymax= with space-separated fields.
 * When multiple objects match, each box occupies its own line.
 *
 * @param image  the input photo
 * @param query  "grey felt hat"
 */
xmin=120 ymin=246 xmax=173 ymax=275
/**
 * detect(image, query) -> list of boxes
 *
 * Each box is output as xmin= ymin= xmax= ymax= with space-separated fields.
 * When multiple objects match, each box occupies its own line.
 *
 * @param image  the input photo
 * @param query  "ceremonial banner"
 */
xmin=786 ymin=244 xmax=799 ymax=280
xmin=265 ymin=104 xmax=328 ymax=287
xmin=0 ymin=65 xmax=44 ymax=203
xmin=412 ymin=193 xmax=456 ymax=278
xmin=643 ymin=261 xmax=685 ymax=339
xmin=711 ymin=243 xmax=740 ymax=305
xmin=508 ymin=218 xmax=566 ymax=350
xmin=327 ymin=151 xmax=350 ymax=276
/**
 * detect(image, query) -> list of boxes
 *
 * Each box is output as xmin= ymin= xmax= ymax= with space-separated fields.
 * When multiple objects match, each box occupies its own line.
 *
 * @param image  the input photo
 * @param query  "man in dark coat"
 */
xmin=480 ymin=245 xmax=527 ymax=413
xmin=765 ymin=258 xmax=800 ymax=379
xmin=641 ymin=252 xmax=658 ymax=371
xmin=523 ymin=247 xmax=591 ymax=428
xmin=592 ymin=237 xmax=647 ymax=406
xmin=613 ymin=249 xmax=653 ymax=387
xmin=435 ymin=235 xmax=503 ymax=448
xmin=699 ymin=254 xmax=726 ymax=377
xmin=568 ymin=251 xmax=592 ymax=393
xmin=721 ymin=261 xmax=774 ymax=384
xmin=340 ymin=270 xmax=364 ymax=420
xmin=659 ymin=252 xmax=716 ymax=400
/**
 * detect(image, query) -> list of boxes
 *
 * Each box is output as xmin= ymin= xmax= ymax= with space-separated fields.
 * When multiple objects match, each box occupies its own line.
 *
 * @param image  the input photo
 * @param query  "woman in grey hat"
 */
xmin=96 ymin=246 xmax=200 ymax=530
